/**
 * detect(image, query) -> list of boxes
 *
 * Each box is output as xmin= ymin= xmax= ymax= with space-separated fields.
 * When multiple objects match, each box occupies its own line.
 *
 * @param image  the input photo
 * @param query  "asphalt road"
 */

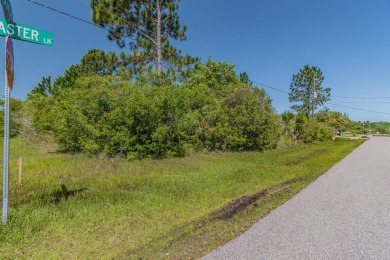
xmin=202 ymin=137 xmax=390 ymax=260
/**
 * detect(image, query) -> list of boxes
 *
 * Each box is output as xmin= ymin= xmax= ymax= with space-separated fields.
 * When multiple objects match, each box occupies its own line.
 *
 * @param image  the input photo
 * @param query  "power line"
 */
xmin=196 ymin=2 xmax=370 ymax=96
xmin=25 ymin=1 xmax=390 ymax=118
xmin=27 ymin=0 xmax=181 ymax=49
xmin=328 ymin=103 xmax=390 ymax=116
xmin=332 ymin=101 xmax=390 ymax=104
xmin=31 ymin=0 xmax=372 ymax=98
xmin=333 ymin=95 xmax=390 ymax=99
xmin=196 ymin=2 xmax=298 ymax=71
xmin=27 ymin=0 xmax=106 ymax=30
xmin=251 ymin=80 xmax=289 ymax=94
xmin=27 ymin=0 xmax=142 ymax=43
xmin=26 ymin=0 xmax=142 ymax=48
xmin=251 ymin=80 xmax=390 ymax=116
xmin=75 ymin=0 xmax=89 ymax=5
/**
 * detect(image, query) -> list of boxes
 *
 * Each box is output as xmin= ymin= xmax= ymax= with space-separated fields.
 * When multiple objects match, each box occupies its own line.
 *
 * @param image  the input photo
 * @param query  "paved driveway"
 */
xmin=203 ymin=137 xmax=390 ymax=259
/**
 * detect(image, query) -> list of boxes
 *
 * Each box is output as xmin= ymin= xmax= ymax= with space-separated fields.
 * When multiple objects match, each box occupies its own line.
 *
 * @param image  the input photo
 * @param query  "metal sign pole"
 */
xmin=2 ymin=36 xmax=9 ymax=225
xmin=0 ymin=0 xmax=51 ymax=225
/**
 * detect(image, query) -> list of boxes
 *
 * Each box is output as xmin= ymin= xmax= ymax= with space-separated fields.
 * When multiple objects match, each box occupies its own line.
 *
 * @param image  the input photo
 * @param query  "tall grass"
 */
xmin=0 ymin=138 xmax=363 ymax=259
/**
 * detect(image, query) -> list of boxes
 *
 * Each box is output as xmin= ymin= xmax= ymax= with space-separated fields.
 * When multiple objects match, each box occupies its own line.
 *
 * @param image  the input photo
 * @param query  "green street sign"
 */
xmin=0 ymin=0 xmax=12 ymax=22
xmin=0 ymin=19 xmax=53 ymax=46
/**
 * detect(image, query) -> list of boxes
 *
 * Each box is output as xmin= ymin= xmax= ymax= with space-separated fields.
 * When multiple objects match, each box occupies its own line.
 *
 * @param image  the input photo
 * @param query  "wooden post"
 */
xmin=17 ymin=157 xmax=22 ymax=189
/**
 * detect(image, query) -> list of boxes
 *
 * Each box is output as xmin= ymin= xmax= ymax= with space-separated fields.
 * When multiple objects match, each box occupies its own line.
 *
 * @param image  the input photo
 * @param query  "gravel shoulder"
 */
xmin=202 ymin=137 xmax=390 ymax=260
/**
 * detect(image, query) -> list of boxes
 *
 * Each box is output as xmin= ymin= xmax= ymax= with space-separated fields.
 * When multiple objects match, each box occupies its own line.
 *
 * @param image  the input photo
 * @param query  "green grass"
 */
xmin=0 ymin=137 xmax=364 ymax=259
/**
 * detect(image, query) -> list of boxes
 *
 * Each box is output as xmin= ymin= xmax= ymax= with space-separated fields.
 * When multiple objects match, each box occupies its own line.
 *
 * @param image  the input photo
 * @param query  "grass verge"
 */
xmin=0 ymin=138 xmax=364 ymax=259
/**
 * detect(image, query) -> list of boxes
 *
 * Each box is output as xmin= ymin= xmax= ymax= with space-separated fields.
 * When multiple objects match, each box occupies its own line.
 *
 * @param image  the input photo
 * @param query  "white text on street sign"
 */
xmin=0 ymin=19 xmax=53 ymax=46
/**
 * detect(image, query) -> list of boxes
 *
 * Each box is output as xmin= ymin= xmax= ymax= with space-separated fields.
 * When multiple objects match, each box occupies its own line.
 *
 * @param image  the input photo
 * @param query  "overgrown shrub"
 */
xmin=43 ymin=75 xmax=279 ymax=158
xmin=279 ymin=112 xmax=334 ymax=145
xmin=23 ymin=58 xmax=338 ymax=158
xmin=302 ymin=119 xmax=333 ymax=143
xmin=0 ymin=98 xmax=27 ymax=138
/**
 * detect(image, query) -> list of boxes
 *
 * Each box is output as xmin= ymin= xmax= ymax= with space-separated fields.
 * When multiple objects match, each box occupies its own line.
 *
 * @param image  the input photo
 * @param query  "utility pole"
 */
xmin=312 ymin=78 xmax=316 ymax=119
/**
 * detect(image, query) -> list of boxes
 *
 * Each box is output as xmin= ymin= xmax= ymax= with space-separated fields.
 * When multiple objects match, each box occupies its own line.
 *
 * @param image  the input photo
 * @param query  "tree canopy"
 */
xmin=90 ymin=0 xmax=196 ymax=75
xmin=289 ymin=65 xmax=331 ymax=118
xmin=78 ymin=49 xmax=119 ymax=76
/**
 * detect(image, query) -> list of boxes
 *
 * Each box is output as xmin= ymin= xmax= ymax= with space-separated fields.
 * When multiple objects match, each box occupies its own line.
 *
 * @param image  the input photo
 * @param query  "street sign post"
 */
xmin=0 ymin=19 xmax=54 ymax=46
xmin=1 ymin=0 xmax=11 ymax=226
xmin=1 ymin=0 xmax=53 ymax=225
xmin=2 ymin=36 xmax=10 ymax=225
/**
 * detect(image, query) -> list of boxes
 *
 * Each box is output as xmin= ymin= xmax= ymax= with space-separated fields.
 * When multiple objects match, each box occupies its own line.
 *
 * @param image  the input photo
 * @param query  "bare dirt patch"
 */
xmin=212 ymin=177 xmax=306 ymax=220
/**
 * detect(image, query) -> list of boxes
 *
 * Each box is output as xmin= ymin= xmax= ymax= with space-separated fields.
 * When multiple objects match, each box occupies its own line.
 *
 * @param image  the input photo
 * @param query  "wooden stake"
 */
xmin=17 ymin=157 xmax=22 ymax=189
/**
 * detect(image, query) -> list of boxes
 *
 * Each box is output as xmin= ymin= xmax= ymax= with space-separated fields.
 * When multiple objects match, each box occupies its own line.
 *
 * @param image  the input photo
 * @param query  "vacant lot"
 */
xmin=0 ymin=138 xmax=363 ymax=259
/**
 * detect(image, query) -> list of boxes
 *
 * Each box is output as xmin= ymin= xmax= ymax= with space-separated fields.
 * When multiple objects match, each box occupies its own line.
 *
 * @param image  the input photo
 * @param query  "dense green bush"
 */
xmin=39 ymin=75 xmax=279 ymax=158
xmin=301 ymin=119 xmax=333 ymax=143
xmin=23 ymin=58 xmax=340 ymax=158
xmin=279 ymin=112 xmax=334 ymax=145
xmin=0 ymin=98 xmax=25 ymax=138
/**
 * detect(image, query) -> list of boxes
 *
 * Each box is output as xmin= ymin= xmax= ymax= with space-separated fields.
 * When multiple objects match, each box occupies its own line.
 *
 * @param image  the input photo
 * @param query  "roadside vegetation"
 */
xmin=0 ymin=137 xmax=363 ymax=259
xmin=0 ymin=0 xmax=366 ymax=158
xmin=0 ymin=0 xmax=382 ymax=258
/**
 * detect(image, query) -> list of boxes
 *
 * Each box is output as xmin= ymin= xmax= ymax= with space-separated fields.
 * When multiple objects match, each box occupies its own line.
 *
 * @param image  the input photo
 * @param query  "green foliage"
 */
xmin=26 ymin=50 xmax=340 ymax=156
xmin=0 ymin=98 xmax=25 ymax=137
xmin=279 ymin=111 xmax=296 ymax=145
xmin=369 ymin=121 xmax=389 ymax=135
xmin=284 ymin=65 xmax=336 ymax=144
xmin=27 ymin=76 xmax=54 ymax=99
xmin=289 ymin=65 xmax=331 ymax=118
xmin=218 ymin=85 xmax=279 ymax=150
xmin=78 ymin=49 xmax=119 ymax=76
xmin=345 ymin=120 xmax=390 ymax=135
xmin=301 ymin=118 xmax=333 ymax=143
xmin=44 ymin=73 xmax=279 ymax=157
xmin=0 ymin=138 xmax=363 ymax=259
xmin=184 ymin=59 xmax=240 ymax=89
xmin=28 ymin=50 xmax=123 ymax=102
xmin=316 ymin=110 xmax=349 ymax=133
xmin=53 ymin=65 xmax=80 ymax=94
xmin=239 ymin=72 xmax=252 ymax=85
xmin=279 ymin=111 xmax=335 ymax=145
xmin=90 ymin=0 xmax=197 ymax=74
xmin=347 ymin=121 xmax=362 ymax=134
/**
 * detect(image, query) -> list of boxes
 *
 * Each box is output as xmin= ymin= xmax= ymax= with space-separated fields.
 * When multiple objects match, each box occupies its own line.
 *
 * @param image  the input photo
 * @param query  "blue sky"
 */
xmin=2 ymin=0 xmax=390 ymax=122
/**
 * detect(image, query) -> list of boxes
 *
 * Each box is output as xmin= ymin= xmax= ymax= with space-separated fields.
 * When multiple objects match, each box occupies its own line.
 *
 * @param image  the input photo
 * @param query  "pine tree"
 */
xmin=90 ymin=0 xmax=195 ymax=75
xmin=289 ymin=65 xmax=331 ymax=118
xmin=239 ymin=72 xmax=252 ymax=85
xmin=78 ymin=49 xmax=119 ymax=76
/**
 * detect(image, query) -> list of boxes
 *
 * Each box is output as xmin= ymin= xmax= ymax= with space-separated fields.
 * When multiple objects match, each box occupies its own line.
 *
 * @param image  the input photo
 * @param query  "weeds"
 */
xmin=0 ymin=138 xmax=363 ymax=259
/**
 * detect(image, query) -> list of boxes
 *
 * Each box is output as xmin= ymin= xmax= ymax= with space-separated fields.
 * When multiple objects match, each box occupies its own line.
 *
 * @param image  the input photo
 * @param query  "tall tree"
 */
xmin=53 ymin=65 xmax=80 ymax=94
xmin=79 ymin=49 xmax=119 ymax=76
xmin=239 ymin=72 xmax=252 ymax=85
xmin=289 ymin=65 xmax=330 ymax=118
xmin=29 ymin=50 xmax=123 ymax=100
xmin=90 ymin=0 xmax=191 ymax=74
xmin=28 ymin=76 xmax=54 ymax=99
xmin=185 ymin=59 xmax=240 ymax=89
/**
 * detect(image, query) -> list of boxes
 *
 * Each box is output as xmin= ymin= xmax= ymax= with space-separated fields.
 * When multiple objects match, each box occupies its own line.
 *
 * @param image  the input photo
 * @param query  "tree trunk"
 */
xmin=156 ymin=0 xmax=162 ymax=74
